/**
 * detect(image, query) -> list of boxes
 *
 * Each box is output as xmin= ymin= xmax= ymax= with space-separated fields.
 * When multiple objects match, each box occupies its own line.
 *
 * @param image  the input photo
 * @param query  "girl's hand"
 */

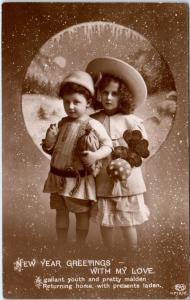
xmin=81 ymin=151 xmax=97 ymax=166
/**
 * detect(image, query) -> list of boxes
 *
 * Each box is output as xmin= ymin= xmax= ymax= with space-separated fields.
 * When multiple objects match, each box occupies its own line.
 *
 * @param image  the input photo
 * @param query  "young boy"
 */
xmin=42 ymin=70 xmax=112 ymax=249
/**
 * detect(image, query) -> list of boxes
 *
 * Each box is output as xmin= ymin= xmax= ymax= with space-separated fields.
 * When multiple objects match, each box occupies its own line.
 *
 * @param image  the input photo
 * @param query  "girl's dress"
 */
xmin=91 ymin=111 xmax=150 ymax=227
xmin=43 ymin=115 xmax=112 ymax=212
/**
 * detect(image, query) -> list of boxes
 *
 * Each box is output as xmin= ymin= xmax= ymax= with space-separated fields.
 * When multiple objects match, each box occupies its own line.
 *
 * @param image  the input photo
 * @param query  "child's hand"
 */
xmin=81 ymin=151 xmax=97 ymax=166
xmin=46 ymin=124 xmax=58 ymax=137
xmin=44 ymin=124 xmax=58 ymax=148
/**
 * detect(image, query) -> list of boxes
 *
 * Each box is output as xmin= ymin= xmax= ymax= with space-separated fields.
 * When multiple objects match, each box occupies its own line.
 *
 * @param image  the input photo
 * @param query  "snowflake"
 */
xmin=34 ymin=276 xmax=43 ymax=289
xmin=13 ymin=258 xmax=23 ymax=272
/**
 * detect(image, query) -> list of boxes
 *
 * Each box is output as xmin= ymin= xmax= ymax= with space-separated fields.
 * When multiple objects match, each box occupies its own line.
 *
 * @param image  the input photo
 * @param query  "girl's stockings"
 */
xmin=121 ymin=225 xmax=138 ymax=252
xmin=100 ymin=226 xmax=114 ymax=249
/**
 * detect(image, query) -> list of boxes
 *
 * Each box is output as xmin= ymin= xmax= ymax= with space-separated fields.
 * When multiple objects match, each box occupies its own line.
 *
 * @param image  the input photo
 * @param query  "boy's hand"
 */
xmin=44 ymin=124 xmax=58 ymax=148
xmin=46 ymin=124 xmax=58 ymax=137
xmin=81 ymin=151 xmax=97 ymax=166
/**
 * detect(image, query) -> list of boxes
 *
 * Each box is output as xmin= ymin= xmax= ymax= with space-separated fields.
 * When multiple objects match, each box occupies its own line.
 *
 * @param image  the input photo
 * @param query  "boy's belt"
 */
xmin=50 ymin=166 xmax=90 ymax=196
xmin=50 ymin=166 xmax=88 ymax=177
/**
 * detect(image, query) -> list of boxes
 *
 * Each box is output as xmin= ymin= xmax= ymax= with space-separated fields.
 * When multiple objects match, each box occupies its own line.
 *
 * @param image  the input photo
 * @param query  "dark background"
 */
xmin=3 ymin=3 xmax=189 ymax=299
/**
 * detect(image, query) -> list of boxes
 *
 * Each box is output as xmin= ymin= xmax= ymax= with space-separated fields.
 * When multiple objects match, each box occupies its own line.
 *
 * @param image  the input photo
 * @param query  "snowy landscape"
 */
xmin=21 ymin=22 xmax=177 ymax=159
xmin=22 ymin=91 xmax=176 ymax=159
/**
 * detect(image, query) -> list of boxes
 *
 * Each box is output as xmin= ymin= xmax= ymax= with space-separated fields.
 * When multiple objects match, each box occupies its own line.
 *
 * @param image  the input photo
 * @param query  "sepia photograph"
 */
xmin=2 ymin=2 xmax=189 ymax=299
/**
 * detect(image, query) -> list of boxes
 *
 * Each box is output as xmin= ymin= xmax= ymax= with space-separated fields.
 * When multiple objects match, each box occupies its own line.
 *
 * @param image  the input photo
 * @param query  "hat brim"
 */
xmin=86 ymin=57 xmax=147 ymax=108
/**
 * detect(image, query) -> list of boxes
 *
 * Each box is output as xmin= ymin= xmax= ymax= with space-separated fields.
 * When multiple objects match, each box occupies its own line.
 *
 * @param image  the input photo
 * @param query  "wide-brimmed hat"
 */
xmin=86 ymin=57 xmax=147 ymax=107
xmin=62 ymin=70 xmax=95 ymax=96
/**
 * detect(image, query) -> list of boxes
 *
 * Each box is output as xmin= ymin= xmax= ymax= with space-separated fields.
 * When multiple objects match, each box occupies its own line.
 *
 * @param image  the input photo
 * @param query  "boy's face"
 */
xmin=99 ymin=80 xmax=120 ymax=113
xmin=63 ymin=93 xmax=89 ymax=119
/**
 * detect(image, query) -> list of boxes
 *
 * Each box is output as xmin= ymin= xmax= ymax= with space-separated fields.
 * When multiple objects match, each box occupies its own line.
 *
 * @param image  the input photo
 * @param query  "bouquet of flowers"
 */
xmin=112 ymin=129 xmax=150 ymax=168
xmin=123 ymin=129 xmax=150 ymax=166
xmin=106 ymin=130 xmax=150 ymax=195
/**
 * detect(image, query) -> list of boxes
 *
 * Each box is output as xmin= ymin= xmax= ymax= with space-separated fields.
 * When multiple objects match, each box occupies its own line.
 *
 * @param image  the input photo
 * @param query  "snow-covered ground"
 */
xmin=22 ymin=94 xmax=65 ymax=158
xmin=136 ymin=91 xmax=175 ymax=155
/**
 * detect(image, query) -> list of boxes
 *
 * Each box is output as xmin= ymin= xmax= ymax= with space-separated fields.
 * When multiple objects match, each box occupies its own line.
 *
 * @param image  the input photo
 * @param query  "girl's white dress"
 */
xmin=91 ymin=111 xmax=150 ymax=227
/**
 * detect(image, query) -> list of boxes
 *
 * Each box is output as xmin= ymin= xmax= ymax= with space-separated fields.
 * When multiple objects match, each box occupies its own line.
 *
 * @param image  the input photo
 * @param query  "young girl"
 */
xmin=42 ymin=70 xmax=112 ymax=248
xmin=86 ymin=57 xmax=150 ymax=253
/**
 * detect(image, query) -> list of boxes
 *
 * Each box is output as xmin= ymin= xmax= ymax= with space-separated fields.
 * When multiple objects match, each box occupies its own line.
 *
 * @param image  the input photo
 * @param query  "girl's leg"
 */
xmin=75 ymin=212 xmax=89 ymax=245
xmin=56 ymin=209 xmax=69 ymax=245
xmin=121 ymin=226 xmax=138 ymax=252
xmin=100 ymin=226 xmax=114 ymax=249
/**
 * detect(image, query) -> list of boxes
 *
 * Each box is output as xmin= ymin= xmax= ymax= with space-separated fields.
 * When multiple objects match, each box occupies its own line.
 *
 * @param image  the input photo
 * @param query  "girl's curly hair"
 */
xmin=92 ymin=74 xmax=135 ymax=114
xmin=59 ymin=82 xmax=92 ymax=103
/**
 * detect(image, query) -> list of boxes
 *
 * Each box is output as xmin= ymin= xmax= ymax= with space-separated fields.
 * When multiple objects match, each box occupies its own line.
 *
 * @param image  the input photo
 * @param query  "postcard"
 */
xmin=3 ymin=2 xmax=189 ymax=299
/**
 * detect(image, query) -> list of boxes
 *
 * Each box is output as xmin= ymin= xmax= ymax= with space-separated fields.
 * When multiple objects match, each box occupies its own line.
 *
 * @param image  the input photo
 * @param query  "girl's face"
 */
xmin=99 ymin=80 xmax=120 ymax=113
xmin=63 ymin=93 xmax=89 ymax=119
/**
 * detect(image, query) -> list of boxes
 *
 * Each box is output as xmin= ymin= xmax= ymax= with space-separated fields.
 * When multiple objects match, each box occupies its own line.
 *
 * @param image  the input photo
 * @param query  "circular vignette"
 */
xmin=21 ymin=21 xmax=177 ymax=159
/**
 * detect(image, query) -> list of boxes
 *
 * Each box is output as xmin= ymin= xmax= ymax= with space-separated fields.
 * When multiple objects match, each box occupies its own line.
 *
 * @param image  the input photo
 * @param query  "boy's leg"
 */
xmin=56 ymin=209 xmax=69 ymax=245
xmin=50 ymin=193 xmax=69 ymax=246
xmin=75 ymin=212 xmax=89 ymax=245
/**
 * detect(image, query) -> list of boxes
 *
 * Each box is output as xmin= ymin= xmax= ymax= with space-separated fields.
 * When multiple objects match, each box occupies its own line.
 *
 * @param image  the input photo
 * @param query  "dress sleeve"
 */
xmin=136 ymin=120 xmax=148 ymax=140
xmin=89 ymin=118 xmax=113 ymax=149
xmin=130 ymin=115 xmax=148 ymax=140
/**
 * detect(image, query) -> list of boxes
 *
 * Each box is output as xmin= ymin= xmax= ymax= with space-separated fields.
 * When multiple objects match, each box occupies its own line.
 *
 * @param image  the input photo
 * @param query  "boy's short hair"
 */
xmin=93 ymin=74 xmax=135 ymax=114
xmin=59 ymin=82 xmax=92 ymax=103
